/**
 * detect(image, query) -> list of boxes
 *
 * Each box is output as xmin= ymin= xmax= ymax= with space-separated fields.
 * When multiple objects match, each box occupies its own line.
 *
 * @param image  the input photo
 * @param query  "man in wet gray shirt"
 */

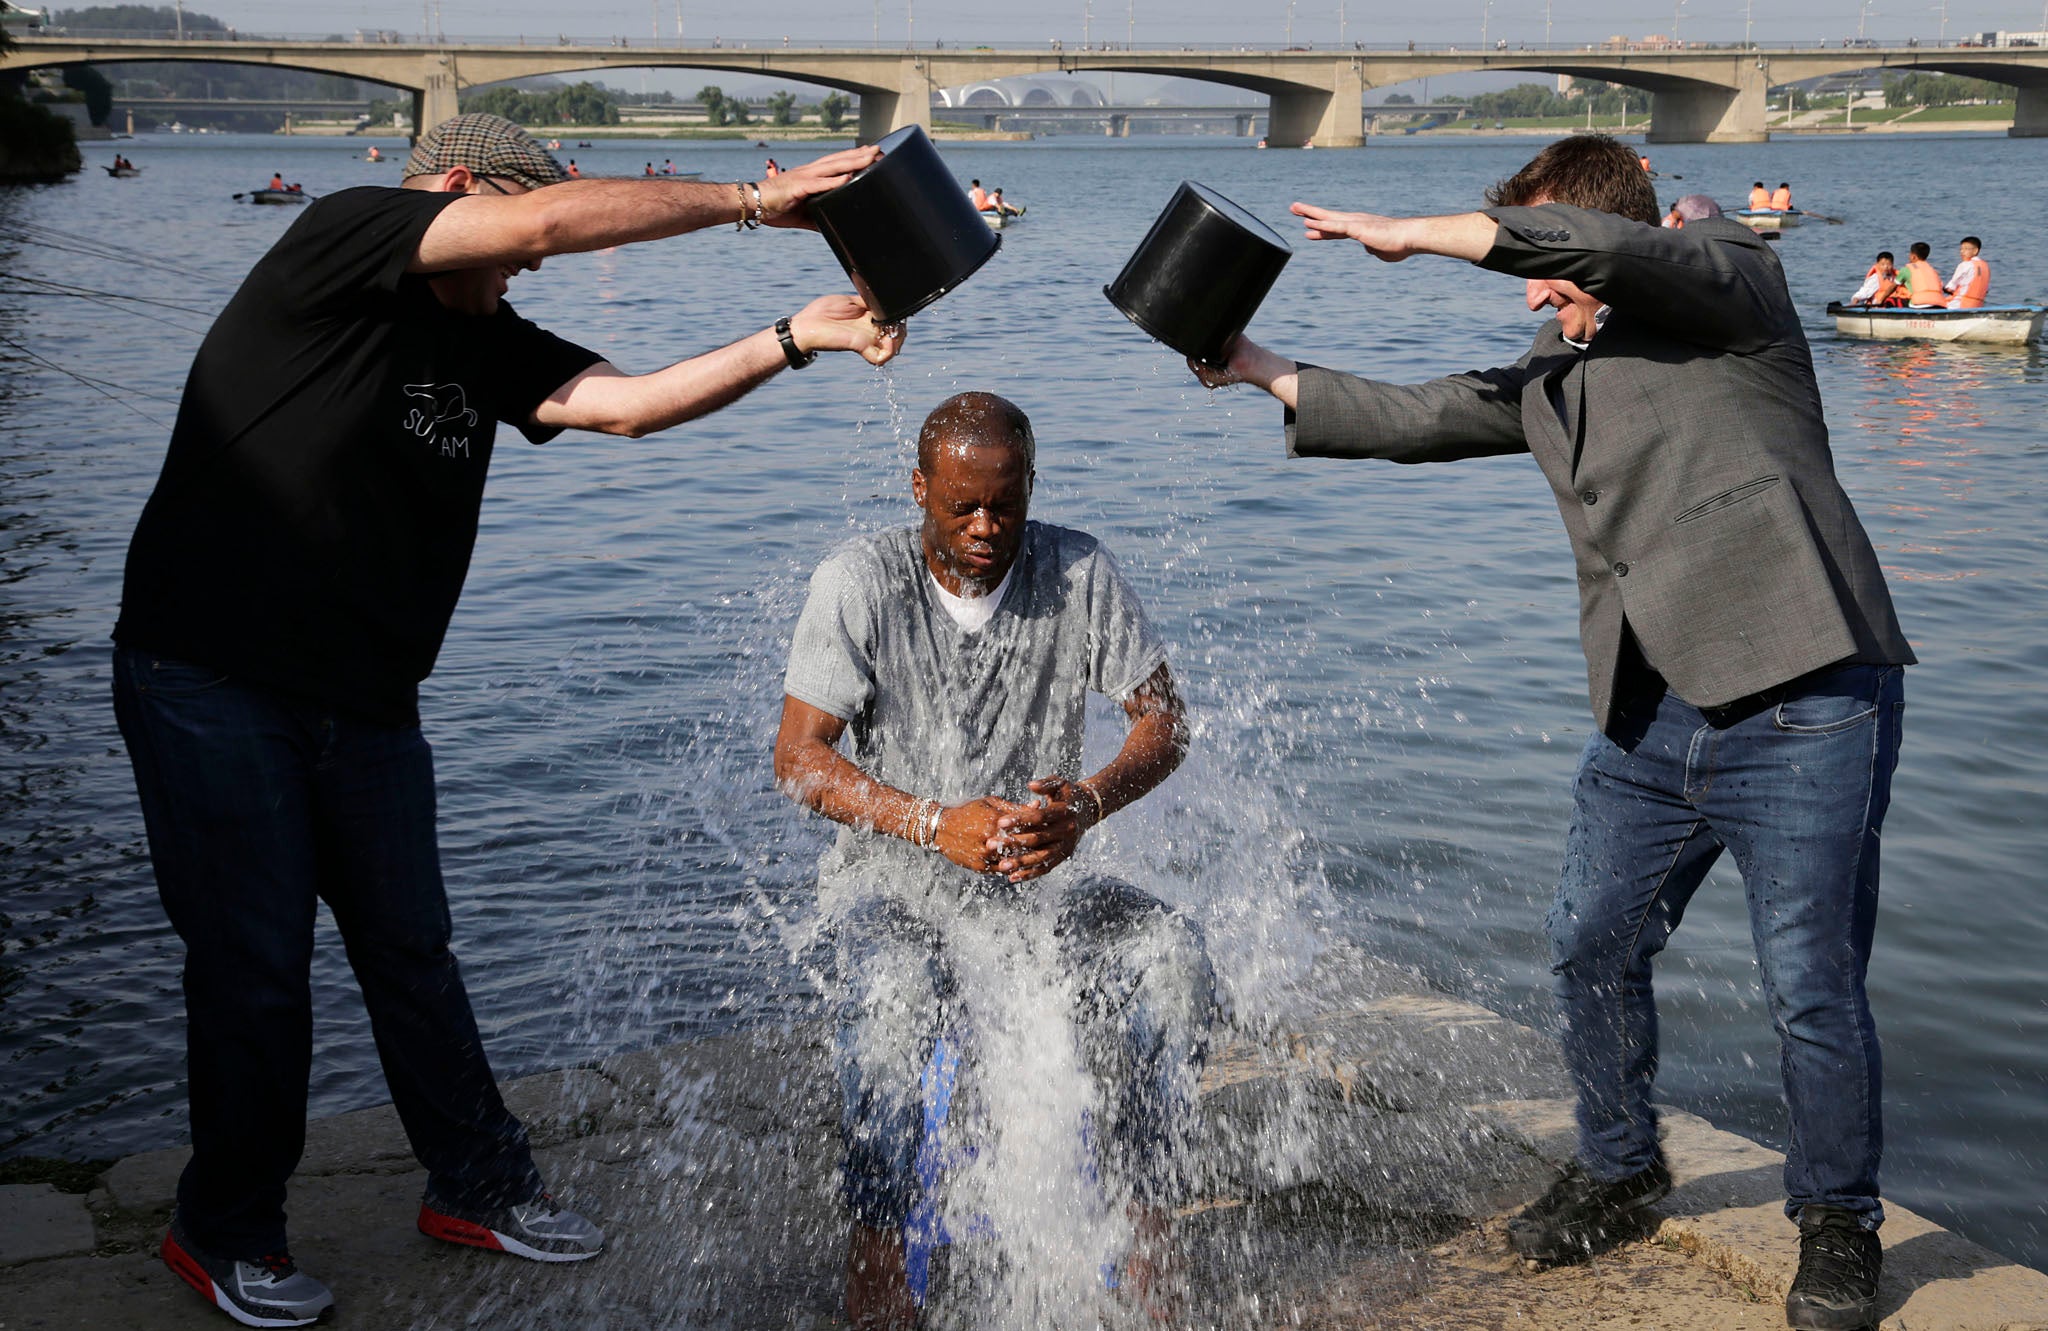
xmin=774 ymin=391 xmax=1214 ymax=1328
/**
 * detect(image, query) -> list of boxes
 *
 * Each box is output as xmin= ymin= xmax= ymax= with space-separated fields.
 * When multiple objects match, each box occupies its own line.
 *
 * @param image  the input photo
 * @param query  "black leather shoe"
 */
xmin=1785 ymin=1206 xmax=1882 ymax=1330
xmin=1505 ymin=1160 xmax=1672 ymax=1265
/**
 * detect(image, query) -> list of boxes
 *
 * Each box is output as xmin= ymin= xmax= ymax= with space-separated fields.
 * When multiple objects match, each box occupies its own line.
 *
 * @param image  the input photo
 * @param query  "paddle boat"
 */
xmin=1825 ymin=302 xmax=2046 ymax=345
xmin=979 ymin=205 xmax=1025 ymax=230
xmin=1734 ymin=208 xmax=1803 ymax=231
xmin=247 ymin=187 xmax=309 ymax=205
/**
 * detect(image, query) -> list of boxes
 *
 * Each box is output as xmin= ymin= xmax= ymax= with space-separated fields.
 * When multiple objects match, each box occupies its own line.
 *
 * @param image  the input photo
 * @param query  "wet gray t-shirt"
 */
xmin=784 ymin=521 xmax=1167 ymax=894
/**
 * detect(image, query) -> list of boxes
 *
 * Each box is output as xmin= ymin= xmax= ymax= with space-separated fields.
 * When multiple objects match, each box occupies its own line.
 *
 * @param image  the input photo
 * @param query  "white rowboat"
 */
xmin=1825 ymin=302 xmax=2046 ymax=345
xmin=979 ymin=206 xmax=1025 ymax=230
xmin=1734 ymin=208 xmax=1803 ymax=231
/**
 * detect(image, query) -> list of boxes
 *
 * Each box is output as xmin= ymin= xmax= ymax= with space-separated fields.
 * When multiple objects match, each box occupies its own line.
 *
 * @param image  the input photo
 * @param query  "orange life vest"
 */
xmin=1951 ymin=257 xmax=1989 ymax=309
xmin=1904 ymin=259 xmax=1945 ymax=306
xmin=1748 ymin=186 xmax=1771 ymax=210
xmin=1769 ymin=186 xmax=1792 ymax=211
xmin=969 ymin=187 xmax=988 ymax=209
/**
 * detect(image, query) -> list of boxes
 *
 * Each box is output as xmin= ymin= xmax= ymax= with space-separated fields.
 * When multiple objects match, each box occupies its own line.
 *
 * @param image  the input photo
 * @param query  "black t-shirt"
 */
xmin=114 ymin=186 xmax=603 ymax=725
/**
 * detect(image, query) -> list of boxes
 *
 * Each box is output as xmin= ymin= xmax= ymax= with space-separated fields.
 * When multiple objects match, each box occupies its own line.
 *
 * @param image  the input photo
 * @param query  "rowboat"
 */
xmin=1825 ymin=302 xmax=2046 ymax=345
xmin=980 ymin=206 xmax=1025 ymax=230
xmin=247 ymin=188 xmax=309 ymax=205
xmin=1734 ymin=208 xmax=1803 ymax=231
xmin=104 ymin=165 xmax=143 ymax=177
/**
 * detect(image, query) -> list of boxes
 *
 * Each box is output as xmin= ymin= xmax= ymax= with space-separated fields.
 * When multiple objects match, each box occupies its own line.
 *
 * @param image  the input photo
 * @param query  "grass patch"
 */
xmin=1905 ymin=103 xmax=2015 ymax=122
xmin=0 ymin=1156 xmax=115 ymax=1194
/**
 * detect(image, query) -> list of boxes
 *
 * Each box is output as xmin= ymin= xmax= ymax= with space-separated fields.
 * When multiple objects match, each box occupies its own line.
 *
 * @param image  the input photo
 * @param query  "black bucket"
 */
xmin=1104 ymin=182 xmax=1291 ymax=366
xmin=808 ymin=125 xmax=1002 ymax=324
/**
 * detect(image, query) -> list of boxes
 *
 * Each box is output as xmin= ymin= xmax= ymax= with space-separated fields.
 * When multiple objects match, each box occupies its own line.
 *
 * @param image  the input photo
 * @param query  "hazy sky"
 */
xmin=179 ymin=0 xmax=2048 ymax=48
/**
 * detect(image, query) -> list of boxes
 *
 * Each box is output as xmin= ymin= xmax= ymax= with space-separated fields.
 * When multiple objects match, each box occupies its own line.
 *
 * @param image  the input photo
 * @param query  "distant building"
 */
xmin=934 ymin=76 xmax=1107 ymax=109
xmin=1 ymin=0 xmax=50 ymax=32
xmin=1969 ymin=30 xmax=2047 ymax=47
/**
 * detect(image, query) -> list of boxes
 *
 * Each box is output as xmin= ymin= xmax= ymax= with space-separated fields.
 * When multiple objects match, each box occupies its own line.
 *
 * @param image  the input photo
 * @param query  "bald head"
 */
xmin=916 ymin=392 xmax=1036 ymax=477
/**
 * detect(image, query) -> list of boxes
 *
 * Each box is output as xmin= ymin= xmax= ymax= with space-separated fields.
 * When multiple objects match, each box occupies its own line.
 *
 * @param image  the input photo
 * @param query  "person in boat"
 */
xmin=644 ymin=162 xmax=656 ymax=176
xmin=112 ymin=113 xmax=904 ymax=1331
xmin=1748 ymin=181 xmax=1771 ymax=210
xmin=565 ymin=158 xmax=580 ymax=178
xmin=986 ymin=186 xmax=1021 ymax=218
xmin=1902 ymin=241 xmax=1947 ymax=307
xmin=366 ymin=145 xmax=383 ymax=162
xmin=1770 ymin=181 xmax=1793 ymax=211
xmin=269 ymin=172 xmax=285 ymax=190
xmin=775 ymin=392 xmax=1214 ymax=1330
xmin=1188 ymin=132 xmax=1911 ymax=1331
xmin=1661 ymin=200 xmax=1682 ymax=228
xmin=1848 ymin=251 xmax=1905 ymax=307
xmin=661 ymin=159 xmax=675 ymax=174
xmin=1637 ymin=154 xmax=1651 ymax=173
xmin=967 ymin=177 xmax=989 ymax=210
xmin=1943 ymin=236 xmax=1989 ymax=310
xmin=765 ymin=157 xmax=781 ymax=177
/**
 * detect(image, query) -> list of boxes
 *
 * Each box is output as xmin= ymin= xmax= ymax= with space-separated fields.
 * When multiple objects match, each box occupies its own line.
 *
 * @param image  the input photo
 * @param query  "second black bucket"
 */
xmin=808 ymin=125 xmax=1002 ymax=324
xmin=1104 ymin=182 xmax=1291 ymax=367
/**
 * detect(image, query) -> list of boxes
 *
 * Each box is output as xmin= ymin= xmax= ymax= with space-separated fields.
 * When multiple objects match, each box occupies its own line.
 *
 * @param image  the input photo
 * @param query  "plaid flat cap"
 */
xmin=403 ymin=113 xmax=569 ymax=190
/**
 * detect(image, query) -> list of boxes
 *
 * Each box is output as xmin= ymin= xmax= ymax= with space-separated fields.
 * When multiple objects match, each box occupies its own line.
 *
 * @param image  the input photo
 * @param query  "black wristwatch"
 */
xmin=775 ymin=316 xmax=816 ymax=369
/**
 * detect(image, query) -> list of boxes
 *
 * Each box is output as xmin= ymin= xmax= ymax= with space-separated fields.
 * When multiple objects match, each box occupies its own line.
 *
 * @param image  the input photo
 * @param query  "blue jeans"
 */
xmin=830 ymin=877 xmax=1215 ymax=1229
xmin=112 ymin=649 xmax=541 ymax=1259
xmin=1548 ymin=662 xmax=1905 ymax=1226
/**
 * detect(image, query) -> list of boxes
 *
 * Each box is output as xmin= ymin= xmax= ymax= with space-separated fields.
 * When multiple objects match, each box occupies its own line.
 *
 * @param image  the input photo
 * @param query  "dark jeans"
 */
xmin=112 ymin=649 xmax=540 ymax=1259
xmin=1548 ymin=663 xmax=1905 ymax=1226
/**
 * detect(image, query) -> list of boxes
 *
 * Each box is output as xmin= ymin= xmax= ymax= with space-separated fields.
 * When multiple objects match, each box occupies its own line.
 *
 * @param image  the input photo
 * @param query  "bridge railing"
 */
xmin=16 ymin=29 xmax=2038 ymax=53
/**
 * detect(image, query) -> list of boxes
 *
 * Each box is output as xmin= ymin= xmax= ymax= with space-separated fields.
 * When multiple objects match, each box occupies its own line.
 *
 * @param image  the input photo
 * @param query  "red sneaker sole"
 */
xmin=416 ymin=1206 xmax=507 ymax=1253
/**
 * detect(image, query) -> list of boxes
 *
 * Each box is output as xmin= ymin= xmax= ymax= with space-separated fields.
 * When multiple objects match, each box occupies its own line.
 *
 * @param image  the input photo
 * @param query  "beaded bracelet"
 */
xmin=733 ymin=180 xmax=752 ymax=231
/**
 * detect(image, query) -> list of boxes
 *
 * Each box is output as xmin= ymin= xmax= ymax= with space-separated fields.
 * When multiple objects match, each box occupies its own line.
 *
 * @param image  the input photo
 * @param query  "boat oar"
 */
xmin=1799 ymin=209 xmax=1846 ymax=225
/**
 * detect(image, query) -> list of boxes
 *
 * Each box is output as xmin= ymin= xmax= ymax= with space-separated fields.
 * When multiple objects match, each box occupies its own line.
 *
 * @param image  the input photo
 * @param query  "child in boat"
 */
xmin=1944 ymin=237 xmax=1990 ymax=310
xmin=1849 ymin=252 xmax=1905 ymax=308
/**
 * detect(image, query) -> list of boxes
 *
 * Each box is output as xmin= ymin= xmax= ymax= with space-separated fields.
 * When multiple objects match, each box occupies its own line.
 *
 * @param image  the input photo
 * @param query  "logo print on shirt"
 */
xmin=401 ymin=382 xmax=479 ymax=458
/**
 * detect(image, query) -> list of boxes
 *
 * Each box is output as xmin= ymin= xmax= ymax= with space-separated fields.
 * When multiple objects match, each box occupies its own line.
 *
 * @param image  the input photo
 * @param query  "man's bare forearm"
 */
xmin=1082 ymin=709 xmax=1186 ymax=822
xmin=535 ymin=329 xmax=787 ymax=437
xmin=1081 ymin=668 xmax=1189 ymax=822
xmin=776 ymin=733 xmax=926 ymax=843
xmin=417 ymin=178 xmax=764 ymax=272
xmin=1396 ymin=211 xmax=1500 ymax=262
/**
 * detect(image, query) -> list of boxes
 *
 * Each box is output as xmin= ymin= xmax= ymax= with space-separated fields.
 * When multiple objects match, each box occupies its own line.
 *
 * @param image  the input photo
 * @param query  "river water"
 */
xmin=1 ymin=130 xmax=2043 ymax=1278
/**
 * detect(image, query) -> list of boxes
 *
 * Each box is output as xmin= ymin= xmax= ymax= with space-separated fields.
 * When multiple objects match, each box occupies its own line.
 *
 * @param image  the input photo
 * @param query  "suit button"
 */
xmin=1614 ymin=561 xmax=1630 ymax=577
xmin=1581 ymin=490 xmax=1599 ymax=505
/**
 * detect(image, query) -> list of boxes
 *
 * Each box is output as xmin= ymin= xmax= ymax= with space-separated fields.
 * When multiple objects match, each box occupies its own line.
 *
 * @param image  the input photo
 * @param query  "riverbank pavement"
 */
xmin=4 ymin=944 xmax=2044 ymax=1329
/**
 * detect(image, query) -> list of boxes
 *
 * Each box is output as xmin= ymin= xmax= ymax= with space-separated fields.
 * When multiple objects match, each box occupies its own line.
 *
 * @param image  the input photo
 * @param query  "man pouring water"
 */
xmin=111 ymin=114 xmax=903 ymax=1329
xmin=1192 ymin=135 xmax=1913 ymax=1331
xmin=774 ymin=392 xmax=1215 ymax=1327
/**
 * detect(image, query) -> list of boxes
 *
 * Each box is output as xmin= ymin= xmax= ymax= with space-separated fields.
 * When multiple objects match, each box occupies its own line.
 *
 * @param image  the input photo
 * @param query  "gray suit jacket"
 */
xmin=1288 ymin=203 xmax=1914 ymax=731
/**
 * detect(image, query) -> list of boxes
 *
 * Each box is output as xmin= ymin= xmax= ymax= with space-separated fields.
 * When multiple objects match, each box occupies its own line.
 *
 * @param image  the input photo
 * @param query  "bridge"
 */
xmin=8 ymin=32 xmax=2048 ymax=145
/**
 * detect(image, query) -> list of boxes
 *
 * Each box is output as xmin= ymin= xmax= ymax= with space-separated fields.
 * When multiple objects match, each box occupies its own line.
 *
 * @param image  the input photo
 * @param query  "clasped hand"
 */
xmin=933 ymin=776 xmax=1091 ymax=884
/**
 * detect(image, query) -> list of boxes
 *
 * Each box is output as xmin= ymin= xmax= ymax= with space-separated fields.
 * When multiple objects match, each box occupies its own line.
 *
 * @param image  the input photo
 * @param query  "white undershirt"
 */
xmin=929 ymin=564 xmax=1016 ymax=633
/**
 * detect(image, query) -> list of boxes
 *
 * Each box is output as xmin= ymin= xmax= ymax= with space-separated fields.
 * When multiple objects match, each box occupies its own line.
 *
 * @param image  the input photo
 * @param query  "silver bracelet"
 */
xmin=745 ymin=181 xmax=766 ymax=228
xmin=1076 ymin=781 xmax=1106 ymax=831
xmin=920 ymin=799 xmax=944 ymax=849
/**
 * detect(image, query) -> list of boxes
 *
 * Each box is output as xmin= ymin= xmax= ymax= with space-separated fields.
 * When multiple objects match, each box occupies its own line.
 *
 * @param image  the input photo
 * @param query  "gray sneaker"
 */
xmin=161 ymin=1215 xmax=334 ymax=1328
xmin=417 ymin=1190 xmax=604 ymax=1263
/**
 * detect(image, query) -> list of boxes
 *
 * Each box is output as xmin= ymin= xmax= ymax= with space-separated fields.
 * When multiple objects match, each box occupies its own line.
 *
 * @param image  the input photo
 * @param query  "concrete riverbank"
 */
xmin=3 ymin=947 xmax=2043 ymax=1329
